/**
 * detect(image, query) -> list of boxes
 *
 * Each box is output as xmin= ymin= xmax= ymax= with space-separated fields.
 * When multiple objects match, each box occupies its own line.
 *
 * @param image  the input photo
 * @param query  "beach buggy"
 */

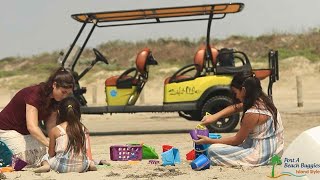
xmin=61 ymin=2 xmax=279 ymax=132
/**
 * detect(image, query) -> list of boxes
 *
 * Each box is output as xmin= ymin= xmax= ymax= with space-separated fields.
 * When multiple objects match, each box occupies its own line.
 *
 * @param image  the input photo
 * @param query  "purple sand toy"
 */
xmin=189 ymin=129 xmax=209 ymax=140
xmin=11 ymin=157 xmax=28 ymax=171
xmin=110 ymin=145 xmax=142 ymax=161
xmin=148 ymin=160 xmax=160 ymax=165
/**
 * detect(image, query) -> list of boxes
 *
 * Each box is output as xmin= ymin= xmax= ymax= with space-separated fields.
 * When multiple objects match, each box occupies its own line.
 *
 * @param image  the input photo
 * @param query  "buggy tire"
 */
xmin=201 ymin=96 xmax=239 ymax=133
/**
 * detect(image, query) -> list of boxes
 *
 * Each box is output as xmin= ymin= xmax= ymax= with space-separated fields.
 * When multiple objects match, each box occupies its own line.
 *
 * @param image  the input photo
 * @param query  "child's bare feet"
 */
xmin=98 ymin=160 xmax=110 ymax=166
xmin=88 ymin=161 xmax=97 ymax=171
xmin=34 ymin=161 xmax=50 ymax=173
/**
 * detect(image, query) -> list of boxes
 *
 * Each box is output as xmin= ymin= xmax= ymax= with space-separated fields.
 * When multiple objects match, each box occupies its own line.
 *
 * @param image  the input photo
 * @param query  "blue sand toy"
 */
xmin=161 ymin=148 xmax=180 ymax=166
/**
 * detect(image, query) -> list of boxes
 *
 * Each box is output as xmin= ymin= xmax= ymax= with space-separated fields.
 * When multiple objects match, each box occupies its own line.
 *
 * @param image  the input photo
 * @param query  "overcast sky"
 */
xmin=1 ymin=0 xmax=319 ymax=59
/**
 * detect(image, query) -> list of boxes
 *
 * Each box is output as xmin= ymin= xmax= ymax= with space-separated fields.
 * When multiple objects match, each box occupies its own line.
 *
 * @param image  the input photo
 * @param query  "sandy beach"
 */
xmin=1 ymin=57 xmax=320 ymax=179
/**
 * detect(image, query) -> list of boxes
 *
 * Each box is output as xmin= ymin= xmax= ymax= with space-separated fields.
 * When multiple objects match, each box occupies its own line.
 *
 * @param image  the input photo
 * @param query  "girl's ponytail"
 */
xmin=58 ymin=97 xmax=86 ymax=155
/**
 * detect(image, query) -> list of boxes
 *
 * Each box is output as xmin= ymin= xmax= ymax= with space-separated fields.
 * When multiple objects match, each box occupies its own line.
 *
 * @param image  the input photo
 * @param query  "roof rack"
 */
xmin=63 ymin=3 xmax=244 ymax=69
xmin=71 ymin=3 xmax=244 ymax=27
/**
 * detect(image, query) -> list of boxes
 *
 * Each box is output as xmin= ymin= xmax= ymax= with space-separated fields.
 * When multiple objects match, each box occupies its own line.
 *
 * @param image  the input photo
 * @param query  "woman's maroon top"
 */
xmin=0 ymin=85 xmax=49 ymax=135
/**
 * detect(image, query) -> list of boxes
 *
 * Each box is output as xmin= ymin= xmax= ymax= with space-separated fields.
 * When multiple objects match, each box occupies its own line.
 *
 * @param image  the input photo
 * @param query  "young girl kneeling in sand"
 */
xmin=34 ymin=97 xmax=96 ymax=173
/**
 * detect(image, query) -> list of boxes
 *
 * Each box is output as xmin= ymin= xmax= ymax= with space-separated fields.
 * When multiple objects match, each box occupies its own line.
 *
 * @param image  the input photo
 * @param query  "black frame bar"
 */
xmin=61 ymin=21 xmax=87 ymax=66
xmin=62 ymin=3 xmax=244 ymax=68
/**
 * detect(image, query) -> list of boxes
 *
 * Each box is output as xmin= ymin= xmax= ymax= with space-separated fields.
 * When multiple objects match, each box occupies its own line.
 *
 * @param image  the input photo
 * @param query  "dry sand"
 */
xmin=1 ymin=57 xmax=320 ymax=180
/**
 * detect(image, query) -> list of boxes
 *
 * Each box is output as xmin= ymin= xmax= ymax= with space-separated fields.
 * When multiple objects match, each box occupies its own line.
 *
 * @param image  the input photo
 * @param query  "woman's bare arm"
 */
xmin=195 ymin=112 xmax=262 ymax=146
xmin=48 ymin=127 xmax=58 ymax=157
xmin=26 ymin=104 xmax=49 ymax=147
xmin=201 ymin=103 xmax=243 ymax=125
xmin=46 ymin=111 xmax=57 ymax=134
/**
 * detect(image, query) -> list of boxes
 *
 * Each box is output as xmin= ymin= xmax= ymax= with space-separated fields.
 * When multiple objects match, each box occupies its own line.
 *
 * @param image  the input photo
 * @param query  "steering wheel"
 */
xmin=169 ymin=64 xmax=200 ymax=83
xmin=93 ymin=48 xmax=109 ymax=64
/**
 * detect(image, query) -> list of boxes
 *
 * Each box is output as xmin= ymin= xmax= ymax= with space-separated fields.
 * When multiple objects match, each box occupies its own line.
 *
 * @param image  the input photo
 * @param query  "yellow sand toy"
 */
xmin=196 ymin=124 xmax=207 ymax=130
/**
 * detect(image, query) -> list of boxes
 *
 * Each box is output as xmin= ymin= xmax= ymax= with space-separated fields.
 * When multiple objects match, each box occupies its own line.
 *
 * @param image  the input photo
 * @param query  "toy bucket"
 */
xmin=194 ymin=143 xmax=210 ymax=158
xmin=162 ymin=145 xmax=173 ymax=152
xmin=11 ymin=156 xmax=28 ymax=171
xmin=190 ymin=154 xmax=210 ymax=171
xmin=189 ymin=129 xmax=209 ymax=140
xmin=161 ymin=148 xmax=180 ymax=166
xmin=186 ymin=149 xmax=195 ymax=160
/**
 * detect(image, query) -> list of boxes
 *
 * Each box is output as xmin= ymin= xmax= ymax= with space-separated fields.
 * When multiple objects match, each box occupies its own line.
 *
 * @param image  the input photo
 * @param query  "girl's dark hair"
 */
xmin=39 ymin=67 xmax=75 ymax=117
xmin=231 ymin=72 xmax=278 ymax=130
xmin=57 ymin=96 xmax=87 ymax=155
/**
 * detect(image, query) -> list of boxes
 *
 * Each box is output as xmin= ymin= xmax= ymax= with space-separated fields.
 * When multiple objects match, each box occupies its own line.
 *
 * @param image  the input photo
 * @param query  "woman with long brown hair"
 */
xmin=0 ymin=67 xmax=74 ymax=165
xmin=196 ymin=72 xmax=284 ymax=166
xmin=34 ymin=96 xmax=96 ymax=173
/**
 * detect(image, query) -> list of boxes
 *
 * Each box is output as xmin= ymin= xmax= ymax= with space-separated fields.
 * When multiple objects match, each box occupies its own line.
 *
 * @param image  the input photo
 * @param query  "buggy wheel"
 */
xmin=201 ymin=96 xmax=240 ymax=133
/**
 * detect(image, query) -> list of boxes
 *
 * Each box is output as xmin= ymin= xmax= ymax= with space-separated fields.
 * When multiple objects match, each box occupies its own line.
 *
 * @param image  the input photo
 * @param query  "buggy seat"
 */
xmin=105 ymin=48 xmax=157 ymax=87
xmin=105 ymin=48 xmax=157 ymax=105
xmin=164 ymin=46 xmax=218 ymax=84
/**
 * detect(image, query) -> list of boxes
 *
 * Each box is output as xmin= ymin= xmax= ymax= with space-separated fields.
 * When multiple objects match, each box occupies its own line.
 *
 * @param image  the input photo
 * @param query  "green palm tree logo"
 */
xmin=270 ymin=155 xmax=282 ymax=177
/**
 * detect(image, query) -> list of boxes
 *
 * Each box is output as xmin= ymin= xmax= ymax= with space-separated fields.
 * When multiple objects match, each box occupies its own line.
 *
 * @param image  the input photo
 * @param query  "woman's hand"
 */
xmin=201 ymin=104 xmax=243 ymax=126
xmin=201 ymin=114 xmax=217 ymax=125
xmin=193 ymin=135 xmax=212 ymax=145
xmin=26 ymin=104 xmax=50 ymax=147
xmin=48 ymin=127 xmax=58 ymax=157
